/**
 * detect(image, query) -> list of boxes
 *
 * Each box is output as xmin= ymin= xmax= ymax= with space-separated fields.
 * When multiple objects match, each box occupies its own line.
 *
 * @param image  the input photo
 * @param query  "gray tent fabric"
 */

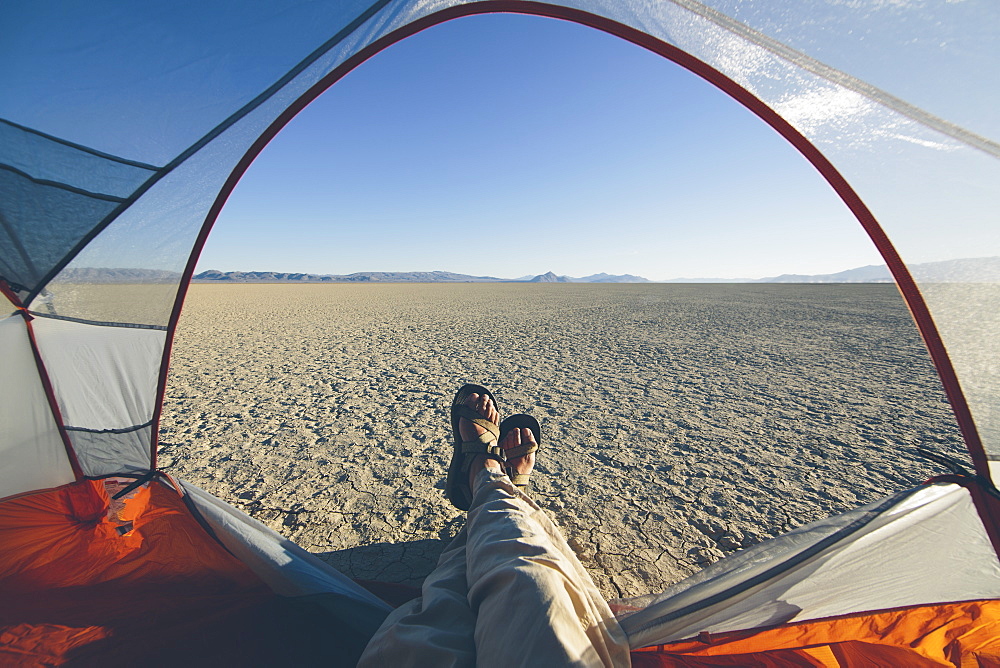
xmin=0 ymin=119 xmax=157 ymax=297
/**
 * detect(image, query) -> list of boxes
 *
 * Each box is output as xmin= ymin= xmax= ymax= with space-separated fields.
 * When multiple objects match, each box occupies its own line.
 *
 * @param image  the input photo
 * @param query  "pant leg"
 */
xmin=358 ymin=529 xmax=477 ymax=668
xmin=465 ymin=470 xmax=632 ymax=668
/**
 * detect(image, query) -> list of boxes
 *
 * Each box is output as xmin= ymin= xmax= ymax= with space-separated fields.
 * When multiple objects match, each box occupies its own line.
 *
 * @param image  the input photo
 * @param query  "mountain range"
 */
xmin=52 ymin=257 xmax=1000 ymax=284
xmin=192 ymin=269 xmax=651 ymax=283
xmin=194 ymin=258 xmax=1000 ymax=283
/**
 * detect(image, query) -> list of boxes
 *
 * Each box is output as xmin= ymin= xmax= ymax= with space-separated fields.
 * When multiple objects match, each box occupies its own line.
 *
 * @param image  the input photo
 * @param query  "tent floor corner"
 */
xmin=631 ymin=598 xmax=1000 ymax=666
xmin=0 ymin=478 xmax=381 ymax=666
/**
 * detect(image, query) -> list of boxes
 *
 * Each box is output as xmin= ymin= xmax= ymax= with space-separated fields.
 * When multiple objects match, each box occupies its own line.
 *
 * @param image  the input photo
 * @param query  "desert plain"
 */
xmin=158 ymin=282 xmax=965 ymax=601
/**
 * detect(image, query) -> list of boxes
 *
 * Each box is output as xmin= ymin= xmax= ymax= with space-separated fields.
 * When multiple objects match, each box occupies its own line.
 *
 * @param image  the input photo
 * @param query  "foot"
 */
xmin=461 ymin=393 xmax=504 ymax=490
xmin=501 ymin=426 xmax=536 ymax=481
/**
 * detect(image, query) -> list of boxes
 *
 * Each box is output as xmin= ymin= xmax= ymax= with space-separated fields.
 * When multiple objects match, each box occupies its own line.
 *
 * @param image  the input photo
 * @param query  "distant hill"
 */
xmin=757 ymin=257 xmax=1000 ymax=284
xmin=53 ymin=268 xmax=183 ymax=283
xmin=193 ymin=270 xmax=651 ymax=283
xmin=528 ymin=271 xmax=570 ymax=283
xmin=194 ymin=270 xmax=507 ymax=283
xmin=663 ymin=257 xmax=1000 ymax=284
xmin=526 ymin=271 xmax=649 ymax=283
xmin=575 ymin=272 xmax=650 ymax=283
xmin=759 ymin=264 xmax=893 ymax=283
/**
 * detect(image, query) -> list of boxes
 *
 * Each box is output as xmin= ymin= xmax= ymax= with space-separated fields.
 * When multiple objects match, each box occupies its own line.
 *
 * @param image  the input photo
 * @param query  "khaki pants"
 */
xmin=358 ymin=470 xmax=631 ymax=667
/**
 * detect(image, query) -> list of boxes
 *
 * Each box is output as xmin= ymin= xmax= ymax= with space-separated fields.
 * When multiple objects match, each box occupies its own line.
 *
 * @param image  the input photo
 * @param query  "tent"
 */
xmin=2 ymin=0 xmax=999 ymax=664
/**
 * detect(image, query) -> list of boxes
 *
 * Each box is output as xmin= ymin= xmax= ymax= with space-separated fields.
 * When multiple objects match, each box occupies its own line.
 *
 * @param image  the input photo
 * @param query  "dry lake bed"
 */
xmin=158 ymin=283 xmax=965 ymax=600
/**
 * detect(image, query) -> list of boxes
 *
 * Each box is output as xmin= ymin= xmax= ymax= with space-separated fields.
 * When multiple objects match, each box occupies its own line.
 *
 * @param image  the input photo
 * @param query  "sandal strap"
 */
xmin=503 ymin=442 xmax=538 ymax=459
xmin=453 ymin=405 xmax=500 ymax=440
xmin=510 ymin=473 xmax=531 ymax=487
xmin=460 ymin=432 xmax=506 ymax=472
xmin=461 ymin=440 xmax=505 ymax=458
xmin=460 ymin=430 xmax=499 ymax=450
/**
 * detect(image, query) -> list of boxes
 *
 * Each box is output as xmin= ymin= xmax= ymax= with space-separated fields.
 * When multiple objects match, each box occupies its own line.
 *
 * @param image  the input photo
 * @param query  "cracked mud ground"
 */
xmin=159 ymin=283 xmax=965 ymax=600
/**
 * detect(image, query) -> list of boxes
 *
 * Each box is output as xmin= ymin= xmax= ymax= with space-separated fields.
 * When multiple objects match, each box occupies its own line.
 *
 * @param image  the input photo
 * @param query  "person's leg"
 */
xmin=464 ymin=426 xmax=632 ymax=668
xmin=361 ymin=390 xmax=631 ymax=667
xmin=357 ymin=531 xmax=476 ymax=668
xmin=358 ymin=391 xmax=503 ymax=668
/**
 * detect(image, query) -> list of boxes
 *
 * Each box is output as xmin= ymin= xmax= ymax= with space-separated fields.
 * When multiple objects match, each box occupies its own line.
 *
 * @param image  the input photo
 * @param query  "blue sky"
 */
xmin=197 ymin=13 xmax=883 ymax=281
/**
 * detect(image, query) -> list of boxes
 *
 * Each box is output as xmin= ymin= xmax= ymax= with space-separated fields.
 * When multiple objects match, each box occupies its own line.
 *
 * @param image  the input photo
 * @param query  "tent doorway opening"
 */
xmin=162 ymin=13 xmax=967 ymax=599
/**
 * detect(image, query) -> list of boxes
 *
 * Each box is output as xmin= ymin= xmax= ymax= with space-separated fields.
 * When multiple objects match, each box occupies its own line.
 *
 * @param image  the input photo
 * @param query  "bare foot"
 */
xmin=460 ymin=393 xmax=503 ymax=490
xmin=501 ymin=426 xmax=536 ymax=480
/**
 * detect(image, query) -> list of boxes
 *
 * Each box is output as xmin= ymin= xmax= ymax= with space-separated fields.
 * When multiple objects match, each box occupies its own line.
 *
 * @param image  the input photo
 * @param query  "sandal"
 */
xmin=446 ymin=384 xmax=503 ymax=510
xmin=499 ymin=414 xmax=541 ymax=492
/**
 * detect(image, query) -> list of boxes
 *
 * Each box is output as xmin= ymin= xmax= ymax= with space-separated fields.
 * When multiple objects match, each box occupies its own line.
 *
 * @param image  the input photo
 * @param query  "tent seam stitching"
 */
xmin=22 ymin=0 xmax=395 ymax=306
xmin=0 ymin=164 xmax=128 ymax=202
xmin=0 ymin=117 xmax=162 ymax=170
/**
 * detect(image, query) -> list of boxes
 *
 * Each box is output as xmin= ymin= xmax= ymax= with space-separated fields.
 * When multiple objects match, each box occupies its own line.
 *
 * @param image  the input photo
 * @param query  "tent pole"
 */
xmin=1 ymin=279 xmax=84 ymax=480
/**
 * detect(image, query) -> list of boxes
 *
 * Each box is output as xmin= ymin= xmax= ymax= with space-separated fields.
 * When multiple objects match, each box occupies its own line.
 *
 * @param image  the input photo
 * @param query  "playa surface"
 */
xmin=160 ymin=283 xmax=964 ymax=600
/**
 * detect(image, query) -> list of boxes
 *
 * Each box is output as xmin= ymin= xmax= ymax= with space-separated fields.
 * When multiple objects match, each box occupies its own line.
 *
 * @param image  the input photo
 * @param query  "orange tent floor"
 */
xmin=0 ymin=479 xmax=373 ymax=667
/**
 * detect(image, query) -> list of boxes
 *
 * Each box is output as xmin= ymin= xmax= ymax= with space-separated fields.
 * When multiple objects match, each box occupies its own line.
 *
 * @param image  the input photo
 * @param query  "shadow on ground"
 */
xmin=317 ymin=537 xmax=453 ymax=588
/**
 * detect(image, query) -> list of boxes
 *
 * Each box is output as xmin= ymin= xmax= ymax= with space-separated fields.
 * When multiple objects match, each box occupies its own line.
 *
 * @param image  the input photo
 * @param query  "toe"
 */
xmin=479 ymin=394 xmax=498 ymax=424
xmin=501 ymin=425 xmax=521 ymax=451
xmin=458 ymin=391 xmax=498 ymax=442
xmin=467 ymin=393 xmax=494 ymax=420
xmin=503 ymin=428 xmax=536 ymax=472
